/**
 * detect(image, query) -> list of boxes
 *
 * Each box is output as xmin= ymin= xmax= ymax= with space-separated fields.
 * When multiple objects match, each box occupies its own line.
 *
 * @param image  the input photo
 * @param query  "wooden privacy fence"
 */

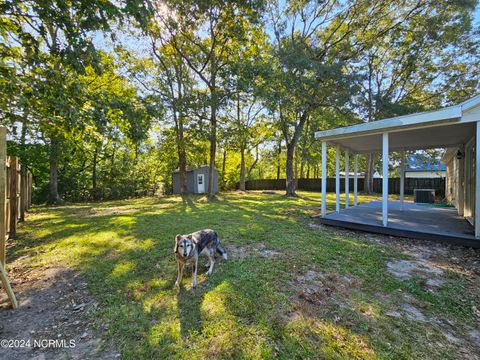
xmin=0 ymin=126 xmax=32 ymax=309
xmin=5 ymin=156 xmax=33 ymax=241
xmin=0 ymin=130 xmax=33 ymax=266
xmin=243 ymin=178 xmax=364 ymax=191
xmin=243 ymin=177 xmax=445 ymax=196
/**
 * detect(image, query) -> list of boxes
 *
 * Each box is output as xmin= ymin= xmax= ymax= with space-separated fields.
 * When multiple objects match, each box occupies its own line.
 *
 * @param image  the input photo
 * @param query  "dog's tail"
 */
xmin=216 ymin=244 xmax=228 ymax=260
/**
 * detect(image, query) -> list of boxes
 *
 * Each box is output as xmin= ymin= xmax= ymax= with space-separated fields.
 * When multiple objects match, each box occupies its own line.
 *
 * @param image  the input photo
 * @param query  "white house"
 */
xmin=404 ymin=153 xmax=446 ymax=178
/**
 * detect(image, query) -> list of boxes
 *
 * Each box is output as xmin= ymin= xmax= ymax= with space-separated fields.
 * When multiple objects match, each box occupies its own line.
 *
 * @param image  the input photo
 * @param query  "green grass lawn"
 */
xmin=10 ymin=191 xmax=479 ymax=359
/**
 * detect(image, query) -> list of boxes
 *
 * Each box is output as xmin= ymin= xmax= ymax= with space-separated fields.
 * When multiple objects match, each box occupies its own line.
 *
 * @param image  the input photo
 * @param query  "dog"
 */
xmin=174 ymin=229 xmax=227 ymax=288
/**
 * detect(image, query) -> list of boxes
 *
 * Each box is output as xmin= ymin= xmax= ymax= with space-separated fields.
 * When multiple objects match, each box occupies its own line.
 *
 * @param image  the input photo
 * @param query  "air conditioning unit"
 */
xmin=414 ymin=189 xmax=435 ymax=203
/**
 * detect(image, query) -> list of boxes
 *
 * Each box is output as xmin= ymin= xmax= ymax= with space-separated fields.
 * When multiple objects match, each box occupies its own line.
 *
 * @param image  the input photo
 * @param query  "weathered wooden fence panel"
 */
xmin=0 ymin=131 xmax=33 ymax=265
xmin=244 ymin=177 xmax=445 ymax=196
xmin=0 ymin=127 xmax=6 ymax=266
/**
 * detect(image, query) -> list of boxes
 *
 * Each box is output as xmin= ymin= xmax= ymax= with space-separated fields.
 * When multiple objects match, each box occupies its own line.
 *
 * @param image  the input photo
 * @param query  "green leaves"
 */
xmin=1 ymin=0 xmax=478 ymax=200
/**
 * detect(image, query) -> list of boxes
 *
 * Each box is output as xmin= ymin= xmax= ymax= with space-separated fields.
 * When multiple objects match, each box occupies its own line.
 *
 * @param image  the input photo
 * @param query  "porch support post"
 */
xmin=400 ymin=150 xmax=405 ymax=211
xmin=458 ymin=144 xmax=464 ymax=216
xmin=382 ymin=133 xmax=389 ymax=227
xmin=475 ymin=123 xmax=480 ymax=237
xmin=335 ymin=144 xmax=340 ymax=213
xmin=345 ymin=149 xmax=350 ymax=208
xmin=321 ymin=141 xmax=327 ymax=217
xmin=354 ymin=154 xmax=358 ymax=206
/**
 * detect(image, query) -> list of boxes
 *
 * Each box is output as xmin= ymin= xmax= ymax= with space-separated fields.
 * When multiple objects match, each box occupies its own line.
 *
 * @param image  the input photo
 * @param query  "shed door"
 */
xmin=197 ymin=174 xmax=205 ymax=193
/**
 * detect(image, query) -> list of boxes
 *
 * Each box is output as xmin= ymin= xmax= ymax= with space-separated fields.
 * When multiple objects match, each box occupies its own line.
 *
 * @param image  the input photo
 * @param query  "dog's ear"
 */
xmin=187 ymin=234 xmax=193 ymax=239
xmin=174 ymin=234 xmax=181 ymax=253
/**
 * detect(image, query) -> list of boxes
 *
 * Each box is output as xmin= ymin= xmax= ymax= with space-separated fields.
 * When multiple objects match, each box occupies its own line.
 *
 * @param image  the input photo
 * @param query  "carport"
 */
xmin=314 ymin=95 xmax=480 ymax=247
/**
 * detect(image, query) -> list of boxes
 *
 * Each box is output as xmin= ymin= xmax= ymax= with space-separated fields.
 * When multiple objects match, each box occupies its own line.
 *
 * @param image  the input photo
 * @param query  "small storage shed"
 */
xmin=172 ymin=166 xmax=219 ymax=194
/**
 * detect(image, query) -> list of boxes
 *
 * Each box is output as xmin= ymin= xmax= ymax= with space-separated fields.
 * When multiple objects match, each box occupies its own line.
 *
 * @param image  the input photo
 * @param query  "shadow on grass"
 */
xmin=8 ymin=193 xmax=470 ymax=359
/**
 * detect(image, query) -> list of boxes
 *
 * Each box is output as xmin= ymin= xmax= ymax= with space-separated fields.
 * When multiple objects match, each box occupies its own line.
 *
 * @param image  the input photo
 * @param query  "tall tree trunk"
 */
xmin=306 ymin=164 xmax=310 ymax=179
xmin=207 ymin=104 xmax=217 ymax=198
xmin=299 ymin=121 xmax=308 ymax=179
xmin=239 ymin=147 xmax=246 ymax=191
xmin=247 ymin=145 xmax=259 ymax=178
xmin=132 ymin=143 xmax=138 ymax=197
xmin=177 ymin=145 xmax=187 ymax=194
xmin=221 ymin=148 xmax=227 ymax=189
xmin=110 ymin=145 xmax=116 ymax=185
xmin=285 ymin=112 xmax=309 ymax=197
xmin=19 ymin=118 xmax=27 ymax=221
xmin=286 ymin=142 xmax=296 ymax=196
xmin=48 ymin=137 xmax=62 ymax=204
xmin=276 ymin=141 xmax=281 ymax=180
xmin=294 ymin=155 xmax=298 ymax=179
xmin=92 ymin=147 xmax=99 ymax=200
xmin=176 ymin=116 xmax=188 ymax=194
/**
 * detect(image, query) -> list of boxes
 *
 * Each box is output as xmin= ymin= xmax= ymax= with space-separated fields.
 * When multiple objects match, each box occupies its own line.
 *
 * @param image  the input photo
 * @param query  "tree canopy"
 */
xmin=0 ymin=0 xmax=478 ymax=202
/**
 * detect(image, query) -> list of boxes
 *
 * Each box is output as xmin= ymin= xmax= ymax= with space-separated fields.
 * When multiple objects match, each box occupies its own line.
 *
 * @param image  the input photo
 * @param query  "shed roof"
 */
xmin=315 ymin=94 xmax=480 ymax=153
xmin=172 ymin=165 xmax=215 ymax=174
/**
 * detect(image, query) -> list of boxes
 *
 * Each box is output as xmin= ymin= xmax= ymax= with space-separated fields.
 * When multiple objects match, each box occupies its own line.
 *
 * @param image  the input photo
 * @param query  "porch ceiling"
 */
xmin=323 ymin=122 xmax=475 ymax=153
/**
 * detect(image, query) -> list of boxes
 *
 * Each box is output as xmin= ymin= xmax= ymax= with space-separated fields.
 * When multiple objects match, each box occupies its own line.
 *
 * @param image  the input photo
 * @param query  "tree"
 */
xmin=349 ymin=0 xmax=479 ymax=193
xmin=134 ymin=28 xmax=197 ymax=194
xmin=264 ymin=0 xmax=475 ymax=196
xmin=265 ymin=0 xmax=363 ymax=196
xmin=2 ymin=0 xmax=153 ymax=203
xmin=225 ymin=94 xmax=270 ymax=191
xmin=155 ymin=0 xmax=264 ymax=197
xmin=79 ymin=54 xmax=155 ymax=200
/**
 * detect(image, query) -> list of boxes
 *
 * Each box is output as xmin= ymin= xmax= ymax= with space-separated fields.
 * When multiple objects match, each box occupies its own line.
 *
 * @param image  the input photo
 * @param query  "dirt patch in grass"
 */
xmin=387 ymin=259 xmax=445 ymax=288
xmin=287 ymin=270 xmax=361 ymax=320
xmin=0 ymin=263 xmax=118 ymax=360
xmin=368 ymin=233 xmax=480 ymax=299
xmin=7 ymin=194 xmax=480 ymax=359
xmin=308 ymin=222 xmax=327 ymax=231
xmin=311 ymin=226 xmax=480 ymax=358
xmin=85 ymin=207 xmax=136 ymax=217
xmin=225 ymin=242 xmax=280 ymax=260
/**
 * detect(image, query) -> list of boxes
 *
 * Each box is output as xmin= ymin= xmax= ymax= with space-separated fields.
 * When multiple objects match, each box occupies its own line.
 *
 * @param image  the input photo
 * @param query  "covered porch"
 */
xmin=315 ymin=95 xmax=480 ymax=247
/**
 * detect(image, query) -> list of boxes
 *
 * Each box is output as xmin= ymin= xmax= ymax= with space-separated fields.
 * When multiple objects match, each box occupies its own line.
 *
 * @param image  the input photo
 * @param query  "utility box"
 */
xmin=414 ymin=189 xmax=435 ymax=203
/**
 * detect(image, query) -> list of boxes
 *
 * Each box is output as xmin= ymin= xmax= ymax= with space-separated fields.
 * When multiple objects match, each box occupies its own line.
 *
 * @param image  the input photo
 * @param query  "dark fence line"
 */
xmin=243 ymin=177 xmax=445 ymax=196
xmin=372 ymin=178 xmax=445 ymax=196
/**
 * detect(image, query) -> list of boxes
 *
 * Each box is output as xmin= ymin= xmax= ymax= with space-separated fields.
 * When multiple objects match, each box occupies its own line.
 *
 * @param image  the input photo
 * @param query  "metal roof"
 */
xmin=315 ymin=94 xmax=480 ymax=153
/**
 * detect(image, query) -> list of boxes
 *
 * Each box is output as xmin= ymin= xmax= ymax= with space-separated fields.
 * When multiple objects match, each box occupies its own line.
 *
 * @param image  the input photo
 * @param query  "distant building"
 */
xmin=172 ymin=166 xmax=219 ymax=194
xmin=339 ymin=171 xmax=365 ymax=178
xmin=404 ymin=153 xmax=446 ymax=178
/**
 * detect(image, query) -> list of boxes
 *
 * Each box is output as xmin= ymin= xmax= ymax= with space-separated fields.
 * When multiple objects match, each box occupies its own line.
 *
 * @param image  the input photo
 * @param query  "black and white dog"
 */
xmin=174 ymin=229 xmax=227 ymax=288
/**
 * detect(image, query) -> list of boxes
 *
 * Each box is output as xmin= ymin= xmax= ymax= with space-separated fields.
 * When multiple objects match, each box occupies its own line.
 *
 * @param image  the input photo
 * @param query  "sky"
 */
xmin=94 ymin=2 xmax=480 ymax=52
